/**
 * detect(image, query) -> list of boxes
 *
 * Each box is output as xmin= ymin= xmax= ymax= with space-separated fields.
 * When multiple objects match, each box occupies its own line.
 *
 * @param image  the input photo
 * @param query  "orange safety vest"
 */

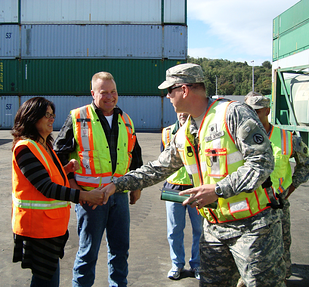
xmin=12 ymin=139 xmax=71 ymax=238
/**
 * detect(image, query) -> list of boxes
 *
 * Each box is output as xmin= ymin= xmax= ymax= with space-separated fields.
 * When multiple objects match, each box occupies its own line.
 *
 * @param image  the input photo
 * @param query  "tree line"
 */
xmin=187 ymin=56 xmax=272 ymax=97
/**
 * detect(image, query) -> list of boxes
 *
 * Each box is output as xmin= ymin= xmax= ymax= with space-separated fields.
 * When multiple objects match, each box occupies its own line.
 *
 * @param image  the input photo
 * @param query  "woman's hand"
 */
xmin=79 ymin=186 xmax=104 ymax=210
xmin=63 ymin=159 xmax=80 ymax=174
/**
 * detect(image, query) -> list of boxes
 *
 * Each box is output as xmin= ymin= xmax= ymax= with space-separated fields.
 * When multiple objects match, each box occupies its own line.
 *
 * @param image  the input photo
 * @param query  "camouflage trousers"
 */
xmin=199 ymin=217 xmax=286 ymax=287
xmin=281 ymin=198 xmax=292 ymax=278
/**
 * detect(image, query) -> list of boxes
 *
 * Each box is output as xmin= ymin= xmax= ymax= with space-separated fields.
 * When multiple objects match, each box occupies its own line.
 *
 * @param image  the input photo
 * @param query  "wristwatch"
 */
xmin=214 ymin=184 xmax=224 ymax=197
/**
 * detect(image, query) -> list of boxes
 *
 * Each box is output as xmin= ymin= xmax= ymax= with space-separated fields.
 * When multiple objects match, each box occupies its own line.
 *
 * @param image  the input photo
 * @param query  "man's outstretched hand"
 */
xmin=102 ymin=183 xmax=117 ymax=204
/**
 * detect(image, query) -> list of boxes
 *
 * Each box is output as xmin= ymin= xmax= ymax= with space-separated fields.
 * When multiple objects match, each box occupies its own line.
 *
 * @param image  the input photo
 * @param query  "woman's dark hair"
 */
xmin=11 ymin=97 xmax=55 ymax=150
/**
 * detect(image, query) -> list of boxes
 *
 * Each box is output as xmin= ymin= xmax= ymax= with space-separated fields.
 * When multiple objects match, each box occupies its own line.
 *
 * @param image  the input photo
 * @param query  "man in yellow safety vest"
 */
xmin=54 ymin=71 xmax=143 ymax=287
xmin=242 ymin=92 xmax=309 ymax=284
xmin=102 ymin=63 xmax=287 ymax=286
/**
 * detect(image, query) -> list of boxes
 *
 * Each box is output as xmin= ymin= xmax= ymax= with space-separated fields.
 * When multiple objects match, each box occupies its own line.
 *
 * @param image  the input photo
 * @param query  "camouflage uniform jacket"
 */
xmin=114 ymin=98 xmax=279 ymax=239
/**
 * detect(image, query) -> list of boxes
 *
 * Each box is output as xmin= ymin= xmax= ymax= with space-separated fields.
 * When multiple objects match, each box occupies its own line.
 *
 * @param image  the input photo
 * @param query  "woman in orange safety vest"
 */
xmin=11 ymin=97 xmax=104 ymax=287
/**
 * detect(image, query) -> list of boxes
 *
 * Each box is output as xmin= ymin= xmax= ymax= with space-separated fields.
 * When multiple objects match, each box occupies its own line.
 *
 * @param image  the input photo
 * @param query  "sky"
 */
xmin=187 ymin=0 xmax=300 ymax=66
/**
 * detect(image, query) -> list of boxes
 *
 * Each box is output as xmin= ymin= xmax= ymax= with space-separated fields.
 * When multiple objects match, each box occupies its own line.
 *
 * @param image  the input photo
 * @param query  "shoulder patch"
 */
xmin=253 ymin=133 xmax=264 ymax=144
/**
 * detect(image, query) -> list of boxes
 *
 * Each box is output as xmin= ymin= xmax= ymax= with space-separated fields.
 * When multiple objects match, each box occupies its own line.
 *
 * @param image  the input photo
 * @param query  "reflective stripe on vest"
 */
xmin=269 ymin=126 xmax=293 ymax=196
xmin=177 ymin=99 xmax=271 ymax=223
xmin=71 ymin=104 xmax=136 ymax=190
xmin=12 ymin=196 xmax=70 ymax=210
xmin=121 ymin=112 xmax=136 ymax=154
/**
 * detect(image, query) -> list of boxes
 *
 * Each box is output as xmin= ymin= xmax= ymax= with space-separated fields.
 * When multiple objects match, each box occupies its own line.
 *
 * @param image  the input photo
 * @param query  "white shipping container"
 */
xmin=164 ymin=0 xmax=186 ymax=23
xmin=20 ymin=0 xmax=185 ymax=25
xmin=0 ymin=25 xmax=20 ymax=58
xmin=105 ymin=25 xmax=162 ymax=58
xmin=20 ymin=24 xmax=187 ymax=59
xmin=163 ymin=25 xmax=187 ymax=59
xmin=0 ymin=96 xmax=19 ymax=129
xmin=0 ymin=0 xmax=18 ymax=23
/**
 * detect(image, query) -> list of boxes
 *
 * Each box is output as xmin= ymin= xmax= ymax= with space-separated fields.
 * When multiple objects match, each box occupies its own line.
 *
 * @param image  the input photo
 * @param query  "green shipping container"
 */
xmin=272 ymin=0 xmax=309 ymax=61
xmin=0 ymin=59 xmax=20 ymax=94
xmin=273 ymin=0 xmax=309 ymax=38
xmin=272 ymin=21 xmax=309 ymax=61
xmin=0 ymin=59 xmax=184 ymax=96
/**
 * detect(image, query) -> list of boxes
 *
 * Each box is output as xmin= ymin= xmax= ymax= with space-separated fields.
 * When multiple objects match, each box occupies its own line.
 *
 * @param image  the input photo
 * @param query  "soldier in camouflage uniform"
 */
xmin=102 ymin=63 xmax=286 ymax=286
xmin=235 ymin=92 xmax=309 ymax=285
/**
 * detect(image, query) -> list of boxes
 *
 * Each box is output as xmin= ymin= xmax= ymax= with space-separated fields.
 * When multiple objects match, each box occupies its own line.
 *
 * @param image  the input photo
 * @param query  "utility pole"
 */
xmin=251 ymin=60 xmax=254 ymax=91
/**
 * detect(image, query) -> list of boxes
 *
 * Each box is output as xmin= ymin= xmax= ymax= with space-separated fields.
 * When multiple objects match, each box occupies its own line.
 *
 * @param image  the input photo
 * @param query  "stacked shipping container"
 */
xmin=0 ymin=0 xmax=187 ymax=130
xmin=271 ymin=0 xmax=309 ymax=144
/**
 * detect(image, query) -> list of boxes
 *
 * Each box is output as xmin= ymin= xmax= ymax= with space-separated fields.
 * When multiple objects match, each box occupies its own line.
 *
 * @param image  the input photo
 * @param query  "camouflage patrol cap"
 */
xmin=245 ymin=91 xmax=270 ymax=109
xmin=158 ymin=63 xmax=204 ymax=89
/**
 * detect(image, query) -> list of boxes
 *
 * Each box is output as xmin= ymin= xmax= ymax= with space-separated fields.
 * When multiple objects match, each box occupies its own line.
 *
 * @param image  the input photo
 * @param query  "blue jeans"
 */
xmin=72 ymin=193 xmax=130 ymax=287
xmin=30 ymin=261 xmax=59 ymax=287
xmin=166 ymin=200 xmax=203 ymax=269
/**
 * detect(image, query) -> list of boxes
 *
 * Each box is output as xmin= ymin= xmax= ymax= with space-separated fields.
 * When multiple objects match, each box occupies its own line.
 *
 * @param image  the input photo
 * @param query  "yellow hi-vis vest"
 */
xmin=70 ymin=104 xmax=136 ymax=191
xmin=269 ymin=125 xmax=293 ymax=197
xmin=162 ymin=124 xmax=192 ymax=186
xmin=12 ymin=139 xmax=71 ymax=238
xmin=177 ymin=99 xmax=272 ymax=223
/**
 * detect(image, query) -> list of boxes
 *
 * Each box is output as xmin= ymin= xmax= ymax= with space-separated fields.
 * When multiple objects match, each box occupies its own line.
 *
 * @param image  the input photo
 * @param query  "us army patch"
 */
xmin=253 ymin=133 xmax=264 ymax=144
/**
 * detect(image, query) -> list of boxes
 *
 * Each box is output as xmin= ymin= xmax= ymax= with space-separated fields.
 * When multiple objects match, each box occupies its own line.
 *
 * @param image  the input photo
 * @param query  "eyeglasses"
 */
xmin=45 ymin=112 xmax=56 ymax=119
xmin=167 ymin=84 xmax=192 ymax=94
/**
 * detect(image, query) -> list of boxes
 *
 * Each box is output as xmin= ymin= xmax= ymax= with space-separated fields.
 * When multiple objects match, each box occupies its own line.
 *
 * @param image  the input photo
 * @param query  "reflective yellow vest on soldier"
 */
xmin=176 ymin=99 xmax=272 ymax=223
xmin=12 ymin=139 xmax=71 ymax=238
xmin=162 ymin=124 xmax=192 ymax=186
xmin=269 ymin=125 xmax=293 ymax=197
xmin=70 ymin=104 xmax=136 ymax=191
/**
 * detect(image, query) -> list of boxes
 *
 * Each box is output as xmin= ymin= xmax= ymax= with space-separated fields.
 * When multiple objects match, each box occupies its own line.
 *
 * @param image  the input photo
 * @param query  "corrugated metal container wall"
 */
xmin=21 ymin=24 xmax=108 ymax=58
xmin=163 ymin=25 xmax=187 ymax=59
xmin=274 ymin=0 xmax=309 ymax=36
xmin=20 ymin=0 xmax=185 ymax=25
xmin=20 ymin=24 xmax=186 ymax=59
xmin=0 ymin=24 xmax=20 ymax=58
xmin=0 ymin=59 xmax=19 ymax=94
xmin=105 ymin=25 xmax=163 ymax=59
xmin=273 ymin=21 xmax=309 ymax=61
xmin=0 ymin=0 xmax=18 ymax=23
xmin=272 ymin=0 xmax=309 ymax=61
xmin=0 ymin=95 xmax=19 ymax=128
xmin=163 ymin=96 xmax=177 ymax=127
xmin=18 ymin=95 xmax=177 ymax=131
xmin=164 ymin=0 xmax=186 ymax=24
xmin=17 ymin=59 xmax=183 ymax=96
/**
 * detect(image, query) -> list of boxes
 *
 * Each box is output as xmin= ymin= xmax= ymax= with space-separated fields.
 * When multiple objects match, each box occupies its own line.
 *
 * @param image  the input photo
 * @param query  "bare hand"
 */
xmin=102 ymin=183 xmax=117 ymax=204
xmin=79 ymin=186 xmax=104 ymax=210
xmin=179 ymin=184 xmax=218 ymax=209
xmin=64 ymin=159 xmax=80 ymax=174
xmin=285 ymin=184 xmax=296 ymax=199
xmin=130 ymin=189 xmax=141 ymax=205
